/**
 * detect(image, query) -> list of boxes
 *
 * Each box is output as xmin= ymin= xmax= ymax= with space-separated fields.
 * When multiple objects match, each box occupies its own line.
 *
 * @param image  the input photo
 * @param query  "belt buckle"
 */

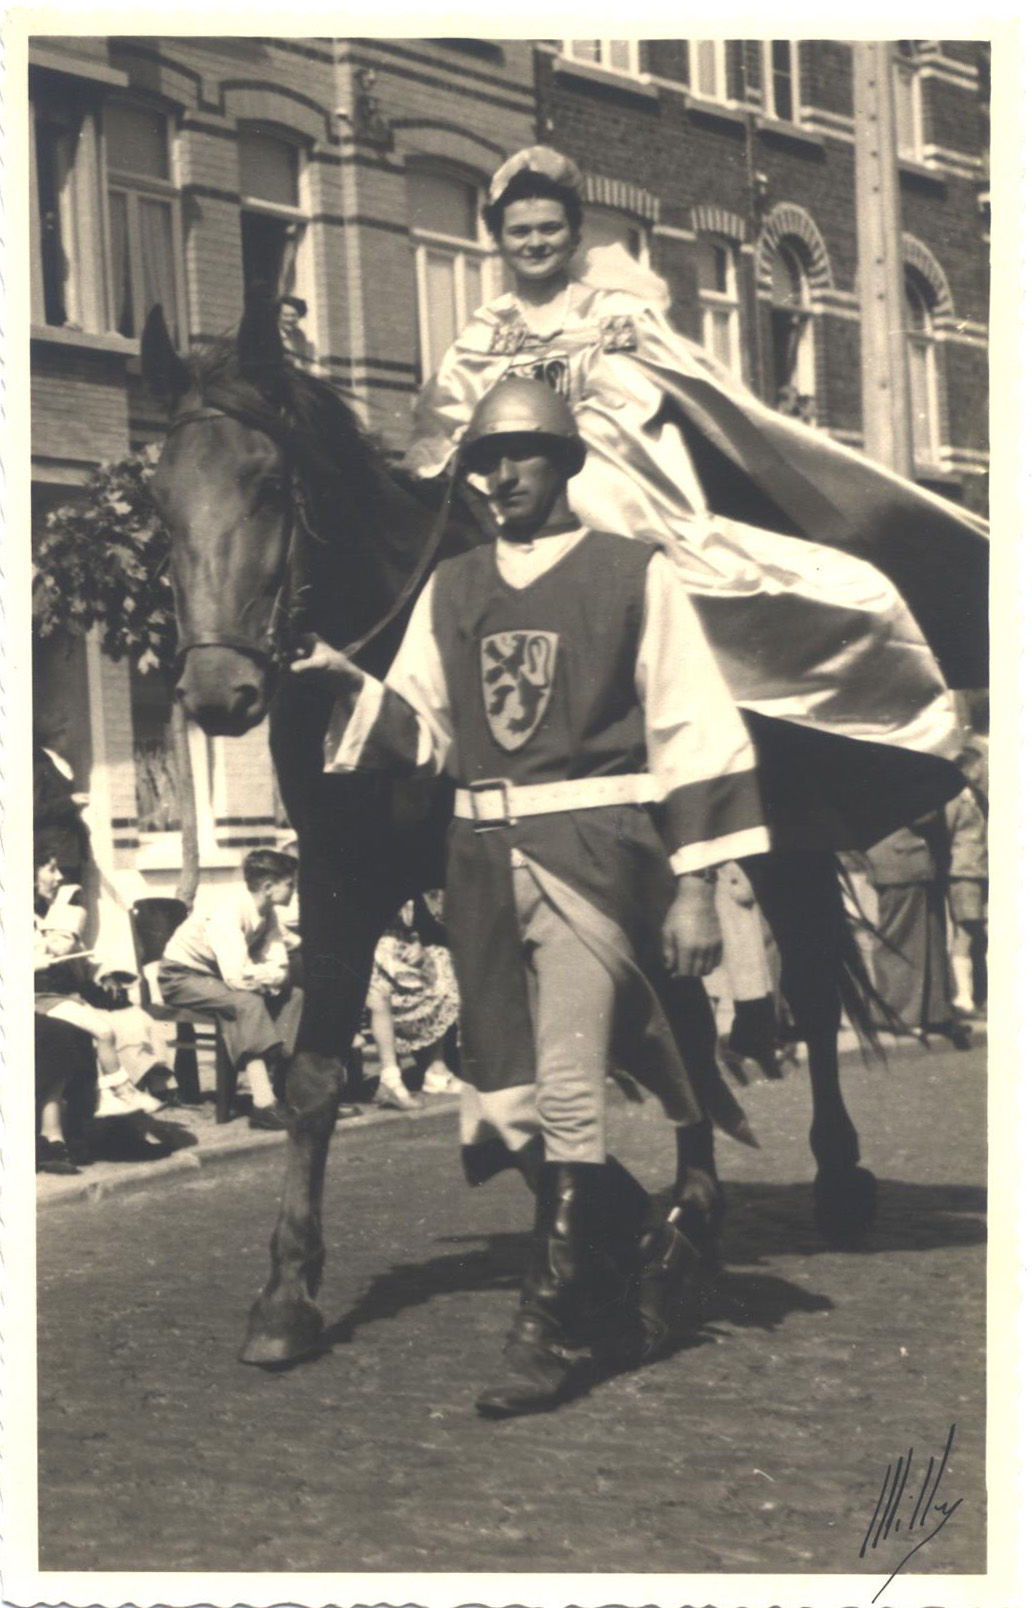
xmin=468 ymin=777 xmax=514 ymax=832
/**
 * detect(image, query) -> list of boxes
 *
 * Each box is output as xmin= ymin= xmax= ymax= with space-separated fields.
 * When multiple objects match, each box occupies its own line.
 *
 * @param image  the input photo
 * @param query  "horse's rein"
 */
xmin=163 ymin=402 xmax=449 ymax=671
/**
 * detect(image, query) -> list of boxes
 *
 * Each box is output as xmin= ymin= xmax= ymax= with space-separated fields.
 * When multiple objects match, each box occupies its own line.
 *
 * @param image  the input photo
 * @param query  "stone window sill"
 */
xmin=755 ymin=118 xmax=826 ymax=153
xmin=552 ymin=56 xmax=659 ymax=102
xmin=31 ymin=324 xmax=140 ymax=358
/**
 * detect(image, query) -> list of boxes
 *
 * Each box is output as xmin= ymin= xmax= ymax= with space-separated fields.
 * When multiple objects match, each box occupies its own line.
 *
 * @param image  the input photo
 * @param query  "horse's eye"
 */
xmin=259 ymin=475 xmax=286 ymax=501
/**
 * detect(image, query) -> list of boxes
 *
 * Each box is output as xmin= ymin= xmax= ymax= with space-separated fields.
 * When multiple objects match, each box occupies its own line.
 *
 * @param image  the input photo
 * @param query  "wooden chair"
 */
xmin=129 ymin=898 xmax=237 ymax=1123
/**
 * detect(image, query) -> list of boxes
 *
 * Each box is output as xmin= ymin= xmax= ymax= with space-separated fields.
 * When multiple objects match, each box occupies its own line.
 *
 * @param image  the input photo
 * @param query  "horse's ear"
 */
xmin=236 ymin=291 xmax=286 ymax=396
xmin=141 ymin=305 xmax=191 ymax=404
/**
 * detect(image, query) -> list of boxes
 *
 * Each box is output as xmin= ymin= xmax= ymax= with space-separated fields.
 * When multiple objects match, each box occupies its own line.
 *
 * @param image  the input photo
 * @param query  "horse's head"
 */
xmin=142 ymin=301 xmax=303 ymax=734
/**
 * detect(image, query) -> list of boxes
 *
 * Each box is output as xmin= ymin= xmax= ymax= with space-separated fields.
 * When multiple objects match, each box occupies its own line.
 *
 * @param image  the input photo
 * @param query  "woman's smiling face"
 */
xmin=499 ymin=197 xmax=578 ymax=287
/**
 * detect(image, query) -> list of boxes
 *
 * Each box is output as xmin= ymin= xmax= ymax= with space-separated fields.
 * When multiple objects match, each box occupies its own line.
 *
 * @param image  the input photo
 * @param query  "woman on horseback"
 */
xmin=406 ymin=143 xmax=985 ymax=852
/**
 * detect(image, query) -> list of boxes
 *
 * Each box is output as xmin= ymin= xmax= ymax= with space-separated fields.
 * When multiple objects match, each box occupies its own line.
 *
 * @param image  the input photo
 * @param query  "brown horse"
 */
xmin=142 ymin=297 xmax=972 ymax=1368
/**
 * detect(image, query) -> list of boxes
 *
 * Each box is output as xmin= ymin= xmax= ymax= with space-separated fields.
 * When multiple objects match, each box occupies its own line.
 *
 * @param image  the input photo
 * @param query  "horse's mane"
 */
xmin=184 ymin=337 xmax=387 ymax=513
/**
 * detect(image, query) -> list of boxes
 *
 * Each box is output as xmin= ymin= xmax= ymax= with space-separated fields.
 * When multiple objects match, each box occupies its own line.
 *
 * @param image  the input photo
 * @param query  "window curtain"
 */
xmin=108 ymin=190 xmax=133 ymax=336
xmin=139 ymin=198 xmax=178 ymax=341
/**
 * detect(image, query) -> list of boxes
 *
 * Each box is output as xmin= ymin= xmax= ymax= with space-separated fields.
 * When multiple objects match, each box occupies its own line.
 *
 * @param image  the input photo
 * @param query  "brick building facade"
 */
xmin=27 ymin=35 xmax=988 ymax=958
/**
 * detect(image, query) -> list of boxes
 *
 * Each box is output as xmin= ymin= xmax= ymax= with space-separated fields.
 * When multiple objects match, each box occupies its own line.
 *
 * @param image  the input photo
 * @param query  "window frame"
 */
xmin=687 ymin=40 xmax=728 ymax=103
xmin=102 ymin=100 xmax=188 ymax=345
xmin=760 ymin=40 xmax=801 ymax=123
xmin=904 ymin=270 xmax=941 ymax=468
xmin=769 ymin=240 xmax=816 ymax=419
xmin=408 ymin=164 xmax=500 ymax=383
xmin=237 ymin=126 xmax=313 ymax=313
xmin=561 ymin=40 xmax=643 ymax=78
xmin=893 ymin=43 xmax=925 ymax=161
xmin=581 ymin=205 xmax=652 ymax=272
xmin=695 ymin=237 xmax=742 ymax=379
xmin=129 ymin=662 xmax=220 ymax=864
xmin=30 ymin=90 xmax=110 ymax=333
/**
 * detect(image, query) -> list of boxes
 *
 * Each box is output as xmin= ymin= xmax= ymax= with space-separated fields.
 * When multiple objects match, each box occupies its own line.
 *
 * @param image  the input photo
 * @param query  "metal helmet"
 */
xmin=460 ymin=377 xmax=586 ymax=475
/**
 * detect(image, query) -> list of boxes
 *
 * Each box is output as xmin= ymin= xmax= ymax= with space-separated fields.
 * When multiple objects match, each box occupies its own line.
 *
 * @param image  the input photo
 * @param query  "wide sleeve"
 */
xmin=323 ymin=578 xmax=454 ymax=778
xmin=636 ymin=552 xmax=770 ymax=872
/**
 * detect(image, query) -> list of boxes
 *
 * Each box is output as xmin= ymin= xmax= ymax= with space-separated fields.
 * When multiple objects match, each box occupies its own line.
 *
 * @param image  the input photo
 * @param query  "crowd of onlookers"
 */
xmin=690 ymin=728 xmax=988 ymax=1081
xmin=33 ymin=716 xmax=987 ymax=1176
xmin=32 ymin=730 xmax=462 ymax=1175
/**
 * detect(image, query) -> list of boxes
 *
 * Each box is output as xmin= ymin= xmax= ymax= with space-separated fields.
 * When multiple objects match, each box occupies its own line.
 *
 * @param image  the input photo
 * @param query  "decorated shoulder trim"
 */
xmin=599 ymin=313 xmax=638 ymax=353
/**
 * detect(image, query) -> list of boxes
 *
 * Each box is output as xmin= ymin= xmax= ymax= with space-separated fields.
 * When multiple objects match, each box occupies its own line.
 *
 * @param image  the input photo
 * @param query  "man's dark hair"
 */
xmin=243 ymin=848 xmax=298 ymax=890
xmin=482 ymin=169 xmax=583 ymax=242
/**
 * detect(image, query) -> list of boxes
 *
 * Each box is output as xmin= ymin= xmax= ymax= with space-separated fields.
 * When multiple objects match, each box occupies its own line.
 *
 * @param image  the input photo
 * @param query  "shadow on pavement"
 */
xmin=716 ymin=1177 xmax=986 ymax=1265
xmin=321 ymin=1229 xmax=529 ymax=1351
xmin=315 ymin=1176 xmax=982 ymax=1369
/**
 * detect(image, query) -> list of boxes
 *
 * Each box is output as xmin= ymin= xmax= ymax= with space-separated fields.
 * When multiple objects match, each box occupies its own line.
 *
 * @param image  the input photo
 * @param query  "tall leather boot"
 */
xmin=596 ymin=1156 xmax=698 ymax=1366
xmin=476 ymin=1162 xmax=621 ymax=1419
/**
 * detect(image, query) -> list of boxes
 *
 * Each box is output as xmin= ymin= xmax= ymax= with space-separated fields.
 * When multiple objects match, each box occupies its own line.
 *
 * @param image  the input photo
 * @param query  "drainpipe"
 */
xmin=744 ymin=109 xmax=769 ymax=402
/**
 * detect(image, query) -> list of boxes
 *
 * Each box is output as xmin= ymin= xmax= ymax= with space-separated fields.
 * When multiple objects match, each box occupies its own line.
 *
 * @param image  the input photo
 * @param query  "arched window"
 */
xmin=695 ymin=238 xmax=741 ymax=377
xmin=904 ymin=268 xmax=939 ymax=465
xmin=769 ymin=242 xmax=815 ymax=420
xmin=238 ymin=126 xmax=309 ymax=305
xmin=407 ymin=165 xmax=498 ymax=380
xmin=582 ymin=206 xmax=649 ymax=264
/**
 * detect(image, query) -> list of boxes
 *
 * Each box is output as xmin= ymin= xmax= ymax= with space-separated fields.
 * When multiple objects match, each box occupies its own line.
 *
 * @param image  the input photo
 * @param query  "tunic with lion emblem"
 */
xmin=324 ymin=527 xmax=768 ymax=1150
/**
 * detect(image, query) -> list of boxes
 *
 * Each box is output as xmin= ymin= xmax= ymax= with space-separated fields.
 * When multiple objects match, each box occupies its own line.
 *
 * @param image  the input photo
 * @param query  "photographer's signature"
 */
xmin=860 ymin=1422 xmax=963 ymax=1600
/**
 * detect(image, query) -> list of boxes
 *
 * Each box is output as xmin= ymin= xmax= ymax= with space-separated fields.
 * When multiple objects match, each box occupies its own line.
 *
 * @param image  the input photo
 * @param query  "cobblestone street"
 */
xmin=36 ymin=1037 xmax=986 ymax=1582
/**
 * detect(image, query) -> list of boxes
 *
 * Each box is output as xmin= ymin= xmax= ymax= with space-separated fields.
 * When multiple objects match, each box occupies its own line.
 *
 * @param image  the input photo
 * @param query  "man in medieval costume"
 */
xmin=291 ymin=377 xmax=771 ymax=1416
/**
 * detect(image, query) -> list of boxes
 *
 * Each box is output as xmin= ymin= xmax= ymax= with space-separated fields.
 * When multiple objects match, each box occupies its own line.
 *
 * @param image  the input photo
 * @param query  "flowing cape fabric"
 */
xmin=407 ymin=287 xmax=987 ymax=846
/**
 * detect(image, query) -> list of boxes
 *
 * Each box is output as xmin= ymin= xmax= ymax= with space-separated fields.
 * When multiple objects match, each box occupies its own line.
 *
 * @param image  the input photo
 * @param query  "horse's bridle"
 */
xmin=163 ymin=401 xmax=452 ymax=675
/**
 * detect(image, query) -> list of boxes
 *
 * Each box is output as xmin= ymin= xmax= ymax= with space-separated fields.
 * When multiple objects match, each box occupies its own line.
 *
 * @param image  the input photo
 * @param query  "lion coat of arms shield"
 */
xmin=480 ymin=630 xmax=559 ymax=751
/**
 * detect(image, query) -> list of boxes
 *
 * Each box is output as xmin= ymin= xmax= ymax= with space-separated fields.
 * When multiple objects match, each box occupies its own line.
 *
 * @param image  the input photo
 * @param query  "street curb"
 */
xmin=37 ymin=1023 xmax=985 ymax=1210
xmin=36 ymin=1097 xmax=460 ymax=1210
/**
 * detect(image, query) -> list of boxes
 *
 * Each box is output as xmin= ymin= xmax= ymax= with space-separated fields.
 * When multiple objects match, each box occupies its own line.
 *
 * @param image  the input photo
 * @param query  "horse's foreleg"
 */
xmin=742 ymin=851 xmax=877 ymax=1243
xmin=239 ymin=1048 xmax=342 ymax=1365
xmin=240 ymin=863 xmax=390 ymax=1367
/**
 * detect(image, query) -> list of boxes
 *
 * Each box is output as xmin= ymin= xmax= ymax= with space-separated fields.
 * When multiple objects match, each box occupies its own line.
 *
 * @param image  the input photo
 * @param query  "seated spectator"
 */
xmin=34 ymin=860 xmax=164 ymax=1117
xmin=157 ymin=849 xmax=302 ymax=1130
xmin=34 ymin=1013 xmax=97 ymax=1174
xmin=367 ymin=897 xmax=460 ymax=1110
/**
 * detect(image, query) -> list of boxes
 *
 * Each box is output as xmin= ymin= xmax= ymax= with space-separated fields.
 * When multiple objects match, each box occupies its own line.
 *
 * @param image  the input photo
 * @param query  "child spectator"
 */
xmin=367 ymin=897 xmax=460 ymax=1110
xmin=157 ymin=849 xmax=302 ymax=1129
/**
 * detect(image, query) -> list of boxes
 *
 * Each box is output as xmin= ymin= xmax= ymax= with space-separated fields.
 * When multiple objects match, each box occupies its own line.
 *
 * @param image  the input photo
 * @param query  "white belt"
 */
xmin=454 ymin=773 xmax=657 ymax=831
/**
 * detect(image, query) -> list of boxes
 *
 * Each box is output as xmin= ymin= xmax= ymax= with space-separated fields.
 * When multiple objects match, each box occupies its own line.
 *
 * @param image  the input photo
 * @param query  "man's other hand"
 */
xmin=289 ymin=634 xmax=363 ymax=686
xmin=662 ymin=875 xmax=723 ymax=976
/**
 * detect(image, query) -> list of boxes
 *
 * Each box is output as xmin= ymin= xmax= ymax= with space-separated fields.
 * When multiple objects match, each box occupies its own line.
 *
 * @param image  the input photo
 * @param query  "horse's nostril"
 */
xmin=235 ymin=682 xmax=264 ymax=718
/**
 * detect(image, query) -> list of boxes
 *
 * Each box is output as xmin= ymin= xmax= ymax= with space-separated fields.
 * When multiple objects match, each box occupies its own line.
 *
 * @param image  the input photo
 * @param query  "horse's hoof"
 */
xmin=813 ymin=1166 xmax=877 ymax=1246
xmin=239 ymin=1294 xmax=325 ymax=1367
xmin=671 ymin=1179 xmax=725 ymax=1277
